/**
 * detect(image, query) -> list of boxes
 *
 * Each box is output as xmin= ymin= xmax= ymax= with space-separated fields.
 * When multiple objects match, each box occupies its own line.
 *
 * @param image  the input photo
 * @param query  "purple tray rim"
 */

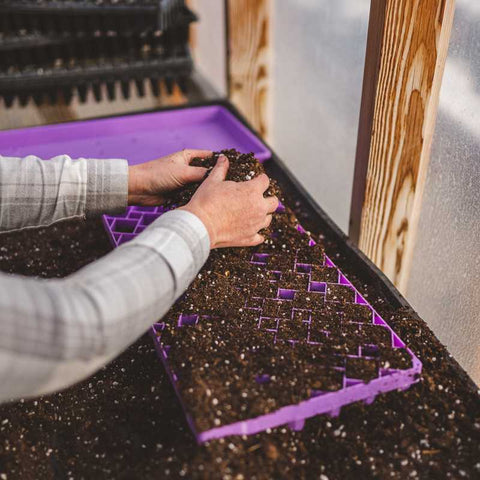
xmin=144 ymin=249 xmax=422 ymax=443
xmin=0 ymin=104 xmax=271 ymax=163
xmin=149 ymin=319 xmax=421 ymax=443
xmin=96 ymin=131 xmax=421 ymax=442
xmin=104 ymin=205 xmax=422 ymax=443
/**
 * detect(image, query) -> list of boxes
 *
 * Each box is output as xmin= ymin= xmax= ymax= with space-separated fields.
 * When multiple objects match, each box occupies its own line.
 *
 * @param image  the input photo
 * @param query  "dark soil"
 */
xmin=0 ymin=154 xmax=479 ymax=479
xmin=165 ymin=149 xmax=282 ymax=210
xmin=157 ymin=150 xmax=415 ymax=435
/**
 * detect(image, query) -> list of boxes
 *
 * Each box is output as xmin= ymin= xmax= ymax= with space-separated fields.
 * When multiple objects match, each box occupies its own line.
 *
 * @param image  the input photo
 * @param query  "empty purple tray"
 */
xmin=0 ymin=105 xmax=271 ymax=163
xmin=104 ymin=207 xmax=422 ymax=443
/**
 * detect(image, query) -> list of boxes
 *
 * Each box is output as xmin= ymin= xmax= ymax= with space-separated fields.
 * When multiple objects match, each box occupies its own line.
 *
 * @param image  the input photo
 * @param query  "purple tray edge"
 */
xmin=146 ymin=251 xmax=422 ymax=443
xmin=104 ymin=209 xmax=422 ymax=443
xmin=0 ymin=105 xmax=271 ymax=165
xmin=149 ymin=338 xmax=421 ymax=444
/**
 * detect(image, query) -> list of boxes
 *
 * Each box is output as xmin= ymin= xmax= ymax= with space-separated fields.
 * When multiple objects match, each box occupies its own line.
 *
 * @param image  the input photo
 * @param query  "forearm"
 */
xmin=0 ymin=210 xmax=209 ymax=403
xmin=0 ymin=154 xmax=128 ymax=231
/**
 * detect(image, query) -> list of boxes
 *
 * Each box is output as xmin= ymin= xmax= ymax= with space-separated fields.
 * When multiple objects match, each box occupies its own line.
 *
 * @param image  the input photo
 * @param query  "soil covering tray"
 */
xmin=0 ymin=105 xmax=271 ymax=162
xmin=103 ymin=150 xmax=421 ymax=442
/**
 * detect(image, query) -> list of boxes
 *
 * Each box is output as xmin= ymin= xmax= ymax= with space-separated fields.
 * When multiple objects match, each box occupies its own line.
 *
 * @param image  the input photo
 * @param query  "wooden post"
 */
xmin=349 ymin=0 xmax=455 ymax=293
xmin=227 ymin=0 xmax=271 ymax=139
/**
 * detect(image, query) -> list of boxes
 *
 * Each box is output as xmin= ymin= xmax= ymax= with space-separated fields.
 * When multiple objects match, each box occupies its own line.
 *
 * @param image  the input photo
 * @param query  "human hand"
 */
xmin=128 ymin=149 xmax=211 ymax=205
xmin=179 ymin=155 xmax=279 ymax=248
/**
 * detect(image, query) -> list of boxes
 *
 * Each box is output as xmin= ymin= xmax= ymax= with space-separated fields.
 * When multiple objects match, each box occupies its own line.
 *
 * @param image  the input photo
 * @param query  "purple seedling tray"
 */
xmin=0 ymin=105 xmax=271 ymax=163
xmin=0 ymin=106 xmax=420 ymax=441
xmin=103 ymin=207 xmax=422 ymax=443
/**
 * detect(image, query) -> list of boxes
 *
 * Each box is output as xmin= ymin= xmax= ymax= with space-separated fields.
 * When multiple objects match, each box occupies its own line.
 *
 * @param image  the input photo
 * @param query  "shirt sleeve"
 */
xmin=0 ymin=154 xmax=128 ymax=231
xmin=0 ymin=209 xmax=210 ymax=403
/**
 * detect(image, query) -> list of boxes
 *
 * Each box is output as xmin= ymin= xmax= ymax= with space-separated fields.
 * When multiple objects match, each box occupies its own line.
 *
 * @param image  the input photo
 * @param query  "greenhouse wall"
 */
xmin=407 ymin=0 xmax=480 ymax=384
xmin=271 ymin=0 xmax=370 ymax=233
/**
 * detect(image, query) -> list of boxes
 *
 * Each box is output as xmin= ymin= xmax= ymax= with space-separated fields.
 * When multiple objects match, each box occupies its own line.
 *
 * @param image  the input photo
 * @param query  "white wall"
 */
xmin=189 ymin=0 xmax=227 ymax=96
xmin=271 ymin=0 xmax=370 ymax=232
xmin=407 ymin=0 xmax=480 ymax=384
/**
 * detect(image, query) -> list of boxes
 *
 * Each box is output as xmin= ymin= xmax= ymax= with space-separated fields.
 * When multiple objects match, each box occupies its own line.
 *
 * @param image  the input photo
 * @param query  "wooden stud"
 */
xmin=349 ymin=0 xmax=455 ymax=293
xmin=349 ymin=0 xmax=388 ymax=245
xmin=227 ymin=0 xmax=271 ymax=139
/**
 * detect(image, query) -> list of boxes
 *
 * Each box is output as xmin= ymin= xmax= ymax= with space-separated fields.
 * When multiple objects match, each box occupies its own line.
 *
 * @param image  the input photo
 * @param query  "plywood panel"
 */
xmin=227 ymin=0 xmax=271 ymax=139
xmin=352 ymin=0 xmax=455 ymax=292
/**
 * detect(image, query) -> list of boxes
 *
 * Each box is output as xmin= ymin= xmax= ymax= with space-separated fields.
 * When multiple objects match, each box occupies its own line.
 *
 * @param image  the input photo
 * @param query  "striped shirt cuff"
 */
xmin=128 ymin=209 xmax=210 ymax=296
xmin=85 ymin=158 xmax=128 ymax=217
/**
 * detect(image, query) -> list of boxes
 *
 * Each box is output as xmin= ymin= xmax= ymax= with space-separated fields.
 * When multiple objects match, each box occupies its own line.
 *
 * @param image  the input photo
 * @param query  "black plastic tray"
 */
xmin=0 ymin=26 xmax=191 ymax=69
xmin=0 ymin=0 xmax=191 ymax=34
xmin=0 ymin=51 xmax=192 ymax=106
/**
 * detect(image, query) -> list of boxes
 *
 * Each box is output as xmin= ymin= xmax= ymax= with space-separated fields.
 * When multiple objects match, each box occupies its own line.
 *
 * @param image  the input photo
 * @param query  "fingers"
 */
xmin=263 ymin=214 xmax=273 ymax=229
xmin=250 ymin=233 xmax=265 ymax=246
xmin=207 ymin=155 xmax=229 ymax=183
xmin=185 ymin=166 xmax=208 ymax=183
xmin=183 ymin=149 xmax=213 ymax=164
xmin=250 ymin=173 xmax=271 ymax=193
xmin=216 ymin=233 xmax=265 ymax=249
xmin=265 ymin=195 xmax=279 ymax=213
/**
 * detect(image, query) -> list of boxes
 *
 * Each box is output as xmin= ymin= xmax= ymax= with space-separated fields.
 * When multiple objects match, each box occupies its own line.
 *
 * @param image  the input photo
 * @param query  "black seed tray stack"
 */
xmin=0 ymin=0 xmax=190 ymax=34
xmin=0 ymin=0 xmax=196 ymax=107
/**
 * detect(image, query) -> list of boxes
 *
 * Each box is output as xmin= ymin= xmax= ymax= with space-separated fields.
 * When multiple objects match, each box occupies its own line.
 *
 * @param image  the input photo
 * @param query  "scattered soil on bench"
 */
xmin=0 ymin=153 xmax=479 ymax=479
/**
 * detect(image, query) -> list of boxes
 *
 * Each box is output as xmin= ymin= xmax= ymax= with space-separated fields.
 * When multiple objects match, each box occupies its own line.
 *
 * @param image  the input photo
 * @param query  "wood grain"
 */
xmin=353 ymin=0 xmax=455 ymax=292
xmin=227 ymin=0 xmax=271 ymax=139
xmin=349 ymin=0 xmax=387 ymax=243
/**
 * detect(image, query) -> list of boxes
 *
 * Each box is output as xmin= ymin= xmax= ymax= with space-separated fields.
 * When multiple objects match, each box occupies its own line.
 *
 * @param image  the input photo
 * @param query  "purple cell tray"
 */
xmin=0 ymin=105 xmax=420 ymax=442
xmin=0 ymin=105 xmax=271 ymax=163
xmin=104 ymin=207 xmax=422 ymax=443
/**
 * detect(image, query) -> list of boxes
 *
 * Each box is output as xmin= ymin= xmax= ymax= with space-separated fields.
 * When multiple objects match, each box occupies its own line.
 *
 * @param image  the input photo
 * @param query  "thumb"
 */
xmin=184 ymin=165 xmax=208 ymax=183
xmin=207 ymin=155 xmax=229 ymax=183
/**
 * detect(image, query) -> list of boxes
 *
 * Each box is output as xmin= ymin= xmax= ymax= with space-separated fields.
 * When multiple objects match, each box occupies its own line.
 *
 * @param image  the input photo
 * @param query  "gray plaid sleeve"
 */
xmin=0 ymin=209 xmax=210 ymax=403
xmin=0 ymin=154 xmax=128 ymax=231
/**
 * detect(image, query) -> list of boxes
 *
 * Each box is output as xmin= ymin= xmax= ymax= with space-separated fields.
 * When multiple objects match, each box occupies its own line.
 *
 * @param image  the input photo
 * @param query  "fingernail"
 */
xmin=218 ymin=154 xmax=227 ymax=164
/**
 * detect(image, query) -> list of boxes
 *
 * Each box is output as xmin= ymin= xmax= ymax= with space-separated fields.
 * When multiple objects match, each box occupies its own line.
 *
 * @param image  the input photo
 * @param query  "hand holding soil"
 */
xmin=127 ymin=149 xmax=211 ymax=206
xmin=180 ymin=155 xmax=279 ymax=248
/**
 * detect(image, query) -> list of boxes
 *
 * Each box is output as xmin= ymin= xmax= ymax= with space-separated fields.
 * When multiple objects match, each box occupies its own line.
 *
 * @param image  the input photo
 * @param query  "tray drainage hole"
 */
xmin=252 ymin=253 xmax=269 ymax=264
xmin=113 ymin=219 xmax=137 ymax=233
xmin=255 ymin=374 xmax=271 ymax=384
xmin=117 ymin=233 xmax=135 ymax=245
xmin=309 ymin=281 xmax=326 ymax=293
xmin=278 ymin=289 xmax=296 ymax=300
xmin=362 ymin=344 xmax=379 ymax=357
xmin=296 ymin=263 xmax=312 ymax=273
xmin=178 ymin=314 xmax=198 ymax=327
xmin=141 ymin=213 xmax=160 ymax=226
